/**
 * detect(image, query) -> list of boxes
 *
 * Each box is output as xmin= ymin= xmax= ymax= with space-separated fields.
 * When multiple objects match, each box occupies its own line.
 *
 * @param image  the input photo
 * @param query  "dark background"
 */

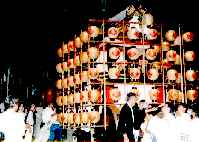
xmin=0 ymin=0 xmax=198 ymax=98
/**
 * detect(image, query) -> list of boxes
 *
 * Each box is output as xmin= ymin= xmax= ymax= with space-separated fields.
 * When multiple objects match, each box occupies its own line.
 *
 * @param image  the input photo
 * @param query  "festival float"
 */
xmin=54 ymin=3 xmax=198 ymax=140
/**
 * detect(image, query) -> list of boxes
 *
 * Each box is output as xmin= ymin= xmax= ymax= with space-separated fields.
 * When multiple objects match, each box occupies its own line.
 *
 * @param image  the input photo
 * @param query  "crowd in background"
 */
xmin=0 ymin=94 xmax=199 ymax=142
xmin=0 ymin=97 xmax=62 ymax=142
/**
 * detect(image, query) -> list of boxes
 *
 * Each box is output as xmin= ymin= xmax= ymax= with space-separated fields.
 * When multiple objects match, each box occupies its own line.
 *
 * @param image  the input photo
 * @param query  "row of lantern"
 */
xmin=56 ymin=86 xmax=122 ymax=105
xmin=58 ymin=110 xmax=101 ymax=125
xmin=56 ymin=89 xmax=102 ymax=105
xmin=167 ymin=88 xmax=198 ymax=102
xmin=56 ymin=46 xmax=196 ymax=75
xmin=55 ymin=67 xmax=197 ymax=88
xmin=56 ymin=29 xmax=193 ymax=59
xmin=131 ymin=86 xmax=198 ymax=102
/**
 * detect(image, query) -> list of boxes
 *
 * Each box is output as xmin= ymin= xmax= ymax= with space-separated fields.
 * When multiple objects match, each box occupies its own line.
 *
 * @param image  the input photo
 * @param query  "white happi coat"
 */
xmin=0 ymin=109 xmax=26 ymax=142
xmin=34 ymin=107 xmax=55 ymax=142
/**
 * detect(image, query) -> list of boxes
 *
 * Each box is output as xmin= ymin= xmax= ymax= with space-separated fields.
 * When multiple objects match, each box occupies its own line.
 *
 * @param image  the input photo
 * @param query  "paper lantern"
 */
xmin=147 ymin=68 xmax=159 ymax=81
xmin=57 ymin=48 xmax=63 ymax=57
xmin=74 ymin=55 xmax=80 ymax=66
xmin=108 ymin=67 xmax=120 ymax=79
xmin=57 ymin=43 xmax=68 ymax=57
xmin=80 ymin=31 xmax=89 ymax=43
xmin=186 ymin=70 xmax=197 ymax=81
xmin=80 ymin=52 xmax=89 ymax=63
xmin=168 ymin=89 xmax=179 ymax=101
xmin=81 ymin=112 xmax=88 ymax=124
xmin=81 ymin=71 xmax=88 ymax=82
xmin=88 ymin=26 xmax=100 ymax=38
xmin=183 ymin=32 xmax=193 ymax=42
xmin=185 ymin=51 xmax=195 ymax=62
xmin=186 ymin=90 xmax=198 ymax=101
xmin=68 ymin=41 xmax=75 ymax=51
xmin=88 ymin=47 xmax=99 ymax=59
xmin=108 ymin=27 xmax=119 ymax=39
xmin=129 ymin=67 xmax=141 ymax=80
xmin=81 ymin=90 xmax=89 ymax=103
xmin=127 ymin=48 xmax=140 ymax=60
xmin=74 ymin=74 xmax=81 ymax=84
xmin=67 ymin=113 xmax=74 ymax=125
xmin=74 ymin=113 xmax=81 ymax=125
xmin=146 ymin=49 xmax=157 ymax=60
xmin=75 ymin=37 xmax=82 ymax=48
xmin=56 ymin=79 xmax=62 ymax=89
xmin=88 ymin=111 xmax=100 ymax=123
xmin=89 ymin=89 xmax=101 ymax=103
xmin=68 ymin=76 xmax=74 ymax=87
xmin=62 ymin=62 xmax=68 ymax=72
xmin=167 ymin=69 xmax=178 ymax=81
xmin=109 ymin=87 xmax=121 ymax=102
xmin=109 ymin=47 xmax=121 ymax=59
xmin=62 ymin=96 xmax=68 ymax=105
xmin=56 ymin=63 xmax=63 ymax=73
xmin=149 ymin=88 xmax=160 ymax=101
xmin=56 ymin=96 xmax=63 ymax=106
xmin=165 ymin=30 xmax=177 ymax=41
xmin=166 ymin=50 xmax=177 ymax=61
xmin=62 ymin=78 xmax=67 ymax=89
xmin=67 ymin=94 xmax=74 ymax=105
xmin=74 ymin=93 xmax=80 ymax=103
xmin=89 ymin=68 xmax=99 ymax=79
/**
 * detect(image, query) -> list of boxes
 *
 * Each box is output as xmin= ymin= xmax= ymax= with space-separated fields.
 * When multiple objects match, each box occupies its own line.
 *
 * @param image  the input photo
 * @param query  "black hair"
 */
xmin=139 ymin=100 xmax=146 ymax=103
xmin=127 ymin=92 xmax=136 ymax=101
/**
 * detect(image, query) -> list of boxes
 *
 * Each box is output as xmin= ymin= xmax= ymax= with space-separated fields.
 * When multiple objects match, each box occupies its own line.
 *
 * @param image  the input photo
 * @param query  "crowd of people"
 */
xmin=116 ymin=92 xmax=199 ymax=142
xmin=0 ymin=93 xmax=199 ymax=142
xmin=0 ymin=97 xmax=62 ymax=142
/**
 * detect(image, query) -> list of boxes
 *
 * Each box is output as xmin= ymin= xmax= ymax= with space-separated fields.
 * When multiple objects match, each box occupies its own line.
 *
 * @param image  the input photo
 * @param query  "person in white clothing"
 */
xmin=24 ymin=104 xmax=36 ymax=142
xmin=174 ymin=103 xmax=191 ymax=142
xmin=188 ymin=108 xmax=199 ymax=142
xmin=35 ymin=103 xmax=55 ymax=142
xmin=0 ymin=98 xmax=26 ymax=142
xmin=33 ymin=106 xmax=43 ymax=139
xmin=146 ymin=104 xmax=174 ymax=142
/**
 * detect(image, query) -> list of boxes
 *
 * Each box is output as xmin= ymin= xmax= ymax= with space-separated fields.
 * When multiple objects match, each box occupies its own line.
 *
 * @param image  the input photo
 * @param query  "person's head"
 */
xmin=18 ymin=103 xmax=24 ymax=113
xmin=127 ymin=92 xmax=137 ymax=107
xmin=30 ymin=104 xmax=36 ymax=112
xmin=9 ymin=98 xmax=19 ymax=112
xmin=161 ymin=103 xmax=171 ymax=115
xmin=138 ymin=100 xmax=146 ymax=109
xmin=177 ymin=103 xmax=186 ymax=114
xmin=191 ymin=109 xmax=198 ymax=119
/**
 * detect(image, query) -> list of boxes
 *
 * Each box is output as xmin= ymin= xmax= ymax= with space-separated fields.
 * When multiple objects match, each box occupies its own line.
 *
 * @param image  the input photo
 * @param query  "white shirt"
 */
xmin=189 ymin=117 xmax=199 ymax=142
xmin=26 ymin=111 xmax=34 ymax=125
xmin=0 ymin=109 xmax=26 ymax=142
xmin=42 ymin=107 xmax=55 ymax=124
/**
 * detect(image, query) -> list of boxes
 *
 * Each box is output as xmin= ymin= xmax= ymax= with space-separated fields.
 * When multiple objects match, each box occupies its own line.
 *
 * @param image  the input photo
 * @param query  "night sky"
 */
xmin=0 ymin=0 xmax=198 ymax=86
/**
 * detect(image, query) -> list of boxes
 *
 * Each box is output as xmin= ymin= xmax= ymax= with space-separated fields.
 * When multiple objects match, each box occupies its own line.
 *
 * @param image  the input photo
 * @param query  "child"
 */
xmin=48 ymin=113 xmax=62 ymax=142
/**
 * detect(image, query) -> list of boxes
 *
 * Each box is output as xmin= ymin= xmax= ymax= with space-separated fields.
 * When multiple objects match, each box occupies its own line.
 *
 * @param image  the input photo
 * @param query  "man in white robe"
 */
xmin=0 ymin=99 xmax=26 ymax=142
xmin=35 ymin=103 xmax=55 ymax=142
